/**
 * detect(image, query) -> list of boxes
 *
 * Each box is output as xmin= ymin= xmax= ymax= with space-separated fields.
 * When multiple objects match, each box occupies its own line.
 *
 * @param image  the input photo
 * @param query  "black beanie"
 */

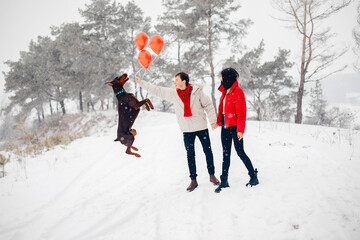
xmin=221 ymin=68 xmax=239 ymax=90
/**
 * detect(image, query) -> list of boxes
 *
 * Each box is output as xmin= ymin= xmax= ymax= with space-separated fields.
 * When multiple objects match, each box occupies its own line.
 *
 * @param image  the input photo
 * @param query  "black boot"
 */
xmin=215 ymin=175 xmax=229 ymax=193
xmin=246 ymin=168 xmax=259 ymax=187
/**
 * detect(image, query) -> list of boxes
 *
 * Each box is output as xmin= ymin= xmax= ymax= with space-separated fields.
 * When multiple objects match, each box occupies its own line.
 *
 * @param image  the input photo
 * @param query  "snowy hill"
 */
xmin=0 ymin=111 xmax=360 ymax=240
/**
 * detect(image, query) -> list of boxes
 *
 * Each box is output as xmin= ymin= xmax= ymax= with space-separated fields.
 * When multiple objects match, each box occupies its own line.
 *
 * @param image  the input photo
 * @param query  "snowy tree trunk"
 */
xmin=49 ymin=101 xmax=53 ymax=115
xmin=207 ymin=7 xmax=217 ymax=115
xmin=37 ymin=111 xmax=41 ymax=124
xmin=295 ymin=3 xmax=307 ymax=124
xmin=177 ymin=40 xmax=181 ymax=70
xmin=41 ymin=106 xmax=45 ymax=120
xmin=60 ymin=100 xmax=66 ymax=115
xmin=100 ymin=100 xmax=104 ymax=111
xmin=79 ymin=91 xmax=83 ymax=112
xmin=296 ymin=76 xmax=305 ymax=124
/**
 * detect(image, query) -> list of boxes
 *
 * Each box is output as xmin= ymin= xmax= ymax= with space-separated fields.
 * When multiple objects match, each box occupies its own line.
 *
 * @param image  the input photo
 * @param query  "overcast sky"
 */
xmin=0 ymin=0 xmax=359 ymax=97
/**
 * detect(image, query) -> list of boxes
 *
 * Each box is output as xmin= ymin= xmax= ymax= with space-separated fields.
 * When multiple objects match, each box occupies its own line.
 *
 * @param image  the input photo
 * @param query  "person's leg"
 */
xmin=197 ymin=129 xmax=214 ymax=175
xmin=197 ymin=129 xmax=219 ymax=185
xmin=183 ymin=132 xmax=199 ymax=191
xmin=229 ymin=129 xmax=255 ymax=177
xmin=220 ymin=126 xmax=232 ymax=178
xmin=183 ymin=132 xmax=197 ymax=180
xmin=230 ymin=129 xmax=259 ymax=186
xmin=215 ymin=116 xmax=232 ymax=193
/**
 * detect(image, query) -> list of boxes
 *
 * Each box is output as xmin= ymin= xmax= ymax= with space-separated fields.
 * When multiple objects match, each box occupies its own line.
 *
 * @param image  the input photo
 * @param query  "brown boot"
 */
xmin=186 ymin=179 xmax=198 ymax=192
xmin=210 ymin=175 xmax=220 ymax=185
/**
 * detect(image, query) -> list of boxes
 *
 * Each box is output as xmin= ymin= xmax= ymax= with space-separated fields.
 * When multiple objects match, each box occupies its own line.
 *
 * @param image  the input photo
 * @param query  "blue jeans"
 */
xmin=221 ymin=115 xmax=255 ymax=178
xmin=183 ymin=129 xmax=215 ymax=180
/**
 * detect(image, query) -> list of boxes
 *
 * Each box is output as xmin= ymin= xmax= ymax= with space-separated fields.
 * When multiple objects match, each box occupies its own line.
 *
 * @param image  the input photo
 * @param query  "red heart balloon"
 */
xmin=138 ymin=50 xmax=152 ymax=69
xmin=149 ymin=35 xmax=164 ymax=55
xmin=135 ymin=32 xmax=148 ymax=51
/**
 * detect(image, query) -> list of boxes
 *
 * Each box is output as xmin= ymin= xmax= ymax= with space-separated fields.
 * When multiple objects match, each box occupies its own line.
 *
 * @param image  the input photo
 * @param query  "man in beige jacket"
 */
xmin=136 ymin=72 xmax=220 ymax=192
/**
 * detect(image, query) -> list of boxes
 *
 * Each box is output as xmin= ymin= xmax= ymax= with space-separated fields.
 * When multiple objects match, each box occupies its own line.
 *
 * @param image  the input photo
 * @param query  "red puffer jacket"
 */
xmin=216 ymin=80 xmax=247 ymax=133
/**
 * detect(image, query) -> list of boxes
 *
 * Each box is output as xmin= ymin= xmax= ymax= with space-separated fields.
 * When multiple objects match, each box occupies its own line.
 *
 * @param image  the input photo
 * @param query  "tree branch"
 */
xmin=304 ymin=0 xmax=314 ymax=73
xmin=306 ymin=65 xmax=347 ymax=82
xmin=312 ymin=0 xmax=353 ymax=20
xmin=289 ymin=0 xmax=305 ymax=34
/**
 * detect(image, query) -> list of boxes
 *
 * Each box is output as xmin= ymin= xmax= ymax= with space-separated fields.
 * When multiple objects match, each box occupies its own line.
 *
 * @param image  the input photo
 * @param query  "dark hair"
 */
xmin=175 ymin=72 xmax=189 ymax=86
xmin=220 ymin=68 xmax=239 ymax=90
xmin=221 ymin=68 xmax=239 ymax=83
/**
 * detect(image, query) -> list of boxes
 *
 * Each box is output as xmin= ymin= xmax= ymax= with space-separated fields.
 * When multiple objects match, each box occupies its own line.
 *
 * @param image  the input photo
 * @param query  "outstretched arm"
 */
xmin=136 ymin=77 xmax=174 ymax=102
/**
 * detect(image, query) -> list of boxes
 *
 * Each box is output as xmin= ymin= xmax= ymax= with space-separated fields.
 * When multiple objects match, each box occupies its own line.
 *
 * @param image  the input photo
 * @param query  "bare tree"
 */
xmin=273 ymin=0 xmax=352 ymax=124
xmin=354 ymin=1 xmax=360 ymax=72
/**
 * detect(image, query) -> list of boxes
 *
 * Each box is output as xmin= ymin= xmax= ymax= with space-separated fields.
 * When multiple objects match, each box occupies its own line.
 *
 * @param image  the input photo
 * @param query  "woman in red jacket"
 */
xmin=215 ymin=68 xmax=259 ymax=193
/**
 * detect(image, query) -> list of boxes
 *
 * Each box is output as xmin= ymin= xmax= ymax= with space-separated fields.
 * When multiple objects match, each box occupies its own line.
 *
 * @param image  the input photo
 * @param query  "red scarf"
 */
xmin=177 ymin=84 xmax=192 ymax=117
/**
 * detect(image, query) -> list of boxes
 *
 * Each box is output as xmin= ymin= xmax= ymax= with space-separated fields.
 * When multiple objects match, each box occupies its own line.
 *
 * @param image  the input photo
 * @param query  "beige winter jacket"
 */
xmin=139 ymin=80 xmax=217 ymax=133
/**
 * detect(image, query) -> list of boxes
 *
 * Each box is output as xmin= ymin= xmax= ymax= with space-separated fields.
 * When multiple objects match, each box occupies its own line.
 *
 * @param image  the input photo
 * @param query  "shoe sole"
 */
xmin=214 ymin=185 xmax=229 ymax=193
xmin=186 ymin=185 xmax=198 ymax=192
xmin=211 ymin=181 xmax=220 ymax=186
xmin=246 ymin=182 xmax=259 ymax=187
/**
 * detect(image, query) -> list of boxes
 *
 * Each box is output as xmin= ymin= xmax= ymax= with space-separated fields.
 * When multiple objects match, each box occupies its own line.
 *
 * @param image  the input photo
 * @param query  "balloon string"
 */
xmin=134 ymin=53 xmax=161 ymax=78
xmin=142 ymin=54 xmax=160 ymax=72
xmin=141 ymin=68 xmax=146 ymax=79
xmin=135 ymin=68 xmax=143 ymax=76
xmin=152 ymin=55 xmax=159 ymax=64
xmin=146 ymin=68 xmax=154 ymax=74
xmin=151 ymin=54 xmax=161 ymax=68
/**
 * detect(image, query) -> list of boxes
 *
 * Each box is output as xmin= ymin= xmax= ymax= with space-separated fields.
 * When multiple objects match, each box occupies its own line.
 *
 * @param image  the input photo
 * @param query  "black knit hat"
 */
xmin=221 ymin=68 xmax=239 ymax=90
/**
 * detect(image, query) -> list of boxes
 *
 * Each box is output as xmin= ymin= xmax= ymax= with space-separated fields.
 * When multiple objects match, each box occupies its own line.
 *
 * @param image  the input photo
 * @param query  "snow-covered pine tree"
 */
xmin=224 ymin=40 xmax=296 ymax=122
xmin=156 ymin=0 xmax=210 ymax=84
xmin=152 ymin=0 xmax=201 ymax=113
xmin=180 ymin=0 xmax=252 ymax=114
xmin=4 ymin=36 xmax=68 ymax=122
xmin=115 ymin=1 xmax=151 ymax=100
xmin=4 ymin=52 xmax=38 ymax=120
xmin=305 ymin=80 xmax=355 ymax=128
xmin=325 ymin=106 xmax=355 ymax=129
xmin=306 ymin=80 xmax=328 ymax=125
xmin=156 ymin=0 xmax=190 ymax=73
xmin=51 ymin=23 xmax=89 ymax=112
xmin=262 ymin=48 xmax=296 ymax=122
xmin=33 ymin=36 xmax=70 ymax=116
xmin=0 ymin=113 xmax=16 ymax=143
xmin=79 ymin=0 xmax=124 ymax=111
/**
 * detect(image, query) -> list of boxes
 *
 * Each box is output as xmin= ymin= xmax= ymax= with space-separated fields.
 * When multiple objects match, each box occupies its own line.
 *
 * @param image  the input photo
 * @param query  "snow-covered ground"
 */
xmin=1 ymin=111 xmax=360 ymax=240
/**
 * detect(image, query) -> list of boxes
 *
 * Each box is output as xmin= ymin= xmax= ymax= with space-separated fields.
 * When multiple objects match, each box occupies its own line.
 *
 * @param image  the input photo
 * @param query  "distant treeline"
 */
xmin=2 ymin=0 xmax=356 ymax=129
